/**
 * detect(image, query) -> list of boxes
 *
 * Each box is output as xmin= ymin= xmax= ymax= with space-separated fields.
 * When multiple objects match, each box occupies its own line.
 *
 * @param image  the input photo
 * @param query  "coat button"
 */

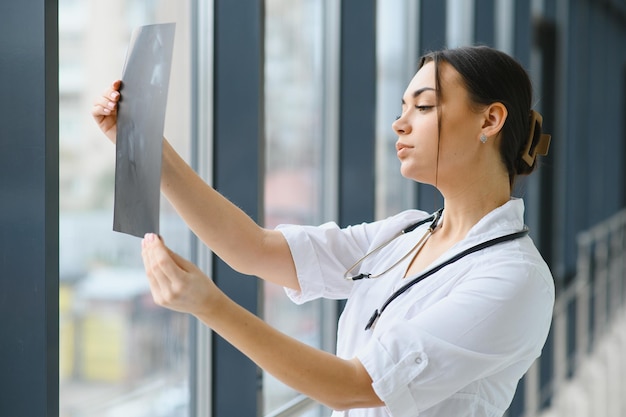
xmin=415 ymin=357 xmax=422 ymax=364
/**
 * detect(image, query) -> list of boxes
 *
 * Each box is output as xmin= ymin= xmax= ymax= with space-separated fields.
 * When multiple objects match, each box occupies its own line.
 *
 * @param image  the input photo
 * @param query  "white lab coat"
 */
xmin=278 ymin=199 xmax=554 ymax=417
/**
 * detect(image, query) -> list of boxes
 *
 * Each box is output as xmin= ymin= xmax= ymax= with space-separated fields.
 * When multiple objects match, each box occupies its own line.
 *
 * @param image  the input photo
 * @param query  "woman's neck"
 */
xmin=436 ymin=174 xmax=511 ymax=241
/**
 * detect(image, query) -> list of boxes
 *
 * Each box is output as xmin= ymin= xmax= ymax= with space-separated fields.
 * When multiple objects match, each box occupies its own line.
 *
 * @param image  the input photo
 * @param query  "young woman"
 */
xmin=92 ymin=45 xmax=554 ymax=417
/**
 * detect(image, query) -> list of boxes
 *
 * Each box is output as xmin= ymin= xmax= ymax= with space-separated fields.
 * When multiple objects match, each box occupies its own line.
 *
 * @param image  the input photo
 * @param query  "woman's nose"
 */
xmin=392 ymin=115 xmax=411 ymax=135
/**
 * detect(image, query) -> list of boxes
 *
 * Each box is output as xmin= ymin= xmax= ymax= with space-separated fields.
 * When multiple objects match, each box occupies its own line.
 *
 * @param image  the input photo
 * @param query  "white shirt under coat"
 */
xmin=277 ymin=199 xmax=554 ymax=417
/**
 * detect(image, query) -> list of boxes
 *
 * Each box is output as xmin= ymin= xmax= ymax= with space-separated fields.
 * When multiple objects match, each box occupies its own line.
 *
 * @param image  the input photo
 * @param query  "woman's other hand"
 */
xmin=91 ymin=79 xmax=122 ymax=144
xmin=141 ymin=233 xmax=222 ymax=316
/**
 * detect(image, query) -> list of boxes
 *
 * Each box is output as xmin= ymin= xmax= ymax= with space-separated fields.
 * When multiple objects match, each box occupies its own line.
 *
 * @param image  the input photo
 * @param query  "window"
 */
xmin=59 ymin=2 xmax=342 ymax=415
xmin=263 ymin=0 xmax=336 ymax=415
xmin=59 ymin=2 xmax=193 ymax=416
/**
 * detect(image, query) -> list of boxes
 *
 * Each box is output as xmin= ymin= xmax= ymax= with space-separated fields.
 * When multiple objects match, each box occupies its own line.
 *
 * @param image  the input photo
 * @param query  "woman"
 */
xmin=92 ymin=45 xmax=554 ymax=416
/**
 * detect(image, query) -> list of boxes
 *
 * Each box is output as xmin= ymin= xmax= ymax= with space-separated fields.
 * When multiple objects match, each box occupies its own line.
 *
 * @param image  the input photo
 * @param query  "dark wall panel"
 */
xmin=555 ymin=0 xmax=626 ymax=278
xmin=338 ymin=0 xmax=377 ymax=227
xmin=474 ymin=0 xmax=495 ymax=46
xmin=514 ymin=0 xmax=531 ymax=66
xmin=0 ymin=1 xmax=59 ymax=416
xmin=212 ymin=0 xmax=264 ymax=415
xmin=419 ymin=0 xmax=447 ymax=53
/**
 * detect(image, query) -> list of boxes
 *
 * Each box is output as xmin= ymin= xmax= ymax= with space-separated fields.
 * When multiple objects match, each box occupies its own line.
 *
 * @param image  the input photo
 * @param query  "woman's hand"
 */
xmin=91 ymin=79 xmax=122 ymax=144
xmin=141 ymin=233 xmax=223 ymax=317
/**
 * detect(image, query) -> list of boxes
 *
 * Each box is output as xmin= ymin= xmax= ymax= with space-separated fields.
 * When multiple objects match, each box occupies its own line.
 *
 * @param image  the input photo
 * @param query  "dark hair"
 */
xmin=419 ymin=45 xmax=537 ymax=187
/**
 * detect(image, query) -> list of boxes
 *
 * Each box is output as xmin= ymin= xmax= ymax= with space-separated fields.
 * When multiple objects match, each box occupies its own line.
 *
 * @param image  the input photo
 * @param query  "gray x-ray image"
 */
xmin=113 ymin=23 xmax=175 ymax=238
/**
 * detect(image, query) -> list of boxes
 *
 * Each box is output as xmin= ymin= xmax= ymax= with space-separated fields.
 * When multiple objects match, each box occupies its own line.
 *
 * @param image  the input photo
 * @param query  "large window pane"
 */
xmin=59 ymin=2 xmax=192 ymax=416
xmin=263 ymin=0 xmax=329 ymax=415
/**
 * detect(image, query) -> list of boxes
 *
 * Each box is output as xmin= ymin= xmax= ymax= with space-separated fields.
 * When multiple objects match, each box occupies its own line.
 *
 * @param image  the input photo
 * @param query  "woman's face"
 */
xmin=392 ymin=61 xmax=486 ymax=187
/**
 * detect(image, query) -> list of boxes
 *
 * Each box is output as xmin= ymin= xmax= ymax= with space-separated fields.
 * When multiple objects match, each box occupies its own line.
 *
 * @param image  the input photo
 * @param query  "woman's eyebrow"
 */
xmin=401 ymin=87 xmax=436 ymax=104
xmin=402 ymin=87 xmax=437 ymax=104
xmin=412 ymin=87 xmax=436 ymax=98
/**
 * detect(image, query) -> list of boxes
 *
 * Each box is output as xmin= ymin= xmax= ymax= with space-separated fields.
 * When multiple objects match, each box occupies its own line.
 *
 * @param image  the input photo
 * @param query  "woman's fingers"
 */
xmin=142 ymin=234 xmax=180 ymax=295
xmin=92 ymin=93 xmax=118 ymax=116
xmin=141 ymin=233 xmax=212 ymax=314
xmin=141 ymin=235 xmax=170 ymax=305
xmin=91 ymin=80 xmax=122 ymax=142
xmin=93 ymin=81 xmax=121 ymax=114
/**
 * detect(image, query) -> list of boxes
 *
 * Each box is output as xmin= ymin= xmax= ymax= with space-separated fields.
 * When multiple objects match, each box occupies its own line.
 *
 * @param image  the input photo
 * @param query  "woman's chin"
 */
xmin=399 ymin=166 xmax=432 ymax=184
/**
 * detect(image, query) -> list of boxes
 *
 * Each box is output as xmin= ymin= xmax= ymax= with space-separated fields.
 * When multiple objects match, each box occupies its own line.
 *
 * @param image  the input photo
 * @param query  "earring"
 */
xmin=480 ymin=134 xmax=487 ymax=144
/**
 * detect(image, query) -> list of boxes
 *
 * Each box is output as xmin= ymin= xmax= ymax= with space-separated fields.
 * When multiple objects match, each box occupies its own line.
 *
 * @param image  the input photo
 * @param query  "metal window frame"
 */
xmin=447 ymin=0 xmax=476 ymax=47
xmin=189 ymin=1 xmax=215 ymax=416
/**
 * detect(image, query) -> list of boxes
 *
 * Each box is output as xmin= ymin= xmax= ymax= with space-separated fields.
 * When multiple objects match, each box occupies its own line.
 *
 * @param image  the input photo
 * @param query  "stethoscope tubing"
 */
xmin=364 ymin=226 xmax=529 ymax=330
xmin=344 ymin=209 xmax=444 ymax=281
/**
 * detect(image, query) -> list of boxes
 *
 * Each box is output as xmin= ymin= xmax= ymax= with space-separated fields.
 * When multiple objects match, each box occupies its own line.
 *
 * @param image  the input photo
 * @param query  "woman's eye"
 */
xmin=415 ymin=105 xmax=434 ymax=112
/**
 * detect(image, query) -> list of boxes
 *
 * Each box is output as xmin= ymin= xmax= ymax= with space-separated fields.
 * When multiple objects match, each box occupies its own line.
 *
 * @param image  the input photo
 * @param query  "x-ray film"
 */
xmin=113 ymin=23 xmax=175 ymax=237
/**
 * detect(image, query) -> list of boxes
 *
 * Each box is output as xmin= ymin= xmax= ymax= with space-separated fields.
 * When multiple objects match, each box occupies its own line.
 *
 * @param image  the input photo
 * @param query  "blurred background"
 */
xmin=1 ymin=0 xmax=625 ymax=416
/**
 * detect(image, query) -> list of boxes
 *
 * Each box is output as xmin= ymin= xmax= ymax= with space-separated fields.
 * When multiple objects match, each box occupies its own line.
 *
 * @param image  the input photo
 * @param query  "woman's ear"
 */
xmin=481 ymin=102 xmax=507 ymax=138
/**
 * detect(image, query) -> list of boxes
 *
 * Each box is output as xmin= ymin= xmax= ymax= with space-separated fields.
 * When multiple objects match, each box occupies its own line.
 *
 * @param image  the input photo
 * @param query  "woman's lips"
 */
xmin=396 ymin=142 xmax=413 ymax=157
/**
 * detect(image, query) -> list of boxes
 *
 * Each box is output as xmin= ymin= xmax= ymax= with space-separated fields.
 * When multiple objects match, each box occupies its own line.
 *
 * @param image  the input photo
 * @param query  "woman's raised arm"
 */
xmin=91 ymin=80 xmax=300 ymax=290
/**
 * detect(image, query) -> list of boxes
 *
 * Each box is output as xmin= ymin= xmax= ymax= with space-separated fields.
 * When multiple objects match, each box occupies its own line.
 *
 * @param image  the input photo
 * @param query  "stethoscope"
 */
xmin=343 ymin=208 xmax=444 ymax=281
xmin=339 ymin=208 xmax=530 ymax=330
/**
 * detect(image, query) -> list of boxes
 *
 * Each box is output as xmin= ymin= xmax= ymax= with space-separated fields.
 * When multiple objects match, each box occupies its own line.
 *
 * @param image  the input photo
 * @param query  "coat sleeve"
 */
xmin=276 ymin=220 xmax=375 ymax=303
xmin=276 ymin=210 xmax=428 ymax=304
